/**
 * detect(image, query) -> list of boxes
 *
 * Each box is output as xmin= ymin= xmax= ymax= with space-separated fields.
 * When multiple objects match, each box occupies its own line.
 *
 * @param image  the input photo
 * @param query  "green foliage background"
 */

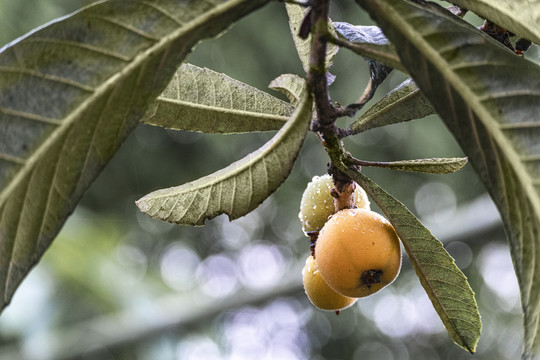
xmin=0 ymin=0 xmax=533 ymax=359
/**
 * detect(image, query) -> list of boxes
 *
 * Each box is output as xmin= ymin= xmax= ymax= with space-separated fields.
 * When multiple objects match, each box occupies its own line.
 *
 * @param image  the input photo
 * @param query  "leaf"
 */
xmin=356 ymin=0 xmax=540 ymax=357
xmin=342 ymin=168 xmax=481 ymax=353
xmin=136 ymin=90 xmax=313 ymax=225
xmin=334 ymin=22 xmax=390 ymax=47
xmin=333 ymin=21 xmax=405 ymax=72
xmin=268 ymin=73 xmax=307 ymax=106
xmin=350 ymin=78 xmax=435 ymax=134
xmin=446 ymin=0 xmax=540 ymax=45
xmin=142 ymin=63 xmax=293 ymax=134
xmin=285 ymin=3 xmax=338 ymax=73
xmin=0 ymin=0 xmax=270 ymax=313
xmin=358 ymin=157 xmax=468 ymax=174
xmin=333 ymin=22 xmax=393 ymax=108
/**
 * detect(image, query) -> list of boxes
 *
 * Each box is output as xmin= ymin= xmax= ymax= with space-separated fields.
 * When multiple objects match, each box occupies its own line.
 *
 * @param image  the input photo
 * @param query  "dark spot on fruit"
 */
xmin=361 ymin=269 xmax=383 ymax=288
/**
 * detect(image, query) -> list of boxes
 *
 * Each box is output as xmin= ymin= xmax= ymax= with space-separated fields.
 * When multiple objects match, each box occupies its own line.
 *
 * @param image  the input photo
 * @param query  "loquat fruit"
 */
xmin=302 ymin=255 xmax=357 ymax=311
xmin=315 ymin=208 xmax=401 ymax=298
xmin=299 ymin=174 xmax=370 ymax=234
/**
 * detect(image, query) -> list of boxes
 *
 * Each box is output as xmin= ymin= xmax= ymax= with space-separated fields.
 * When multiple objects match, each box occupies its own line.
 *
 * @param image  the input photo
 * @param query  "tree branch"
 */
xmin=306 ymin=0 xmax=337 ymax=127
xmin=306 ymin=0 xmax=359 ymax=210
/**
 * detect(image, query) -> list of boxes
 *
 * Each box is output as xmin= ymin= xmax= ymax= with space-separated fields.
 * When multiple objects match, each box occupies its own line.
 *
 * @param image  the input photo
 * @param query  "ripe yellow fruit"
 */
xmin=315 ymin=208 xmax=401 ymax=298
xmin=299 ymin=174 xmax=370 ymax=234
xmin=302 ymin=255 xmax=357 ymax=311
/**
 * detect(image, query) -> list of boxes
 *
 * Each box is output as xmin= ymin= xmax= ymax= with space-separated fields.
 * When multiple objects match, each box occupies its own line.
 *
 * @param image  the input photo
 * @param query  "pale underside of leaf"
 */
xmin=350 ymin=78 xmax=435 ymax=134
xmin=446 ymin=0 xmax=540 ymax=46
xmin=358 ymin=157 xmax=468 ymax=174
xmin=136 ymin=90 xmax=313 ymax=225
xmin=333 ymin=21 xmax=405 ymax=72
xmin=342 ymin=168 xmax=481 ymax=353
xmin=268 ymin=73 xmax=307 ymax=106
xmin=356 ymin=0 xmax=540 ymax=357
xmin=142 ymin=63 xmax=293 ymax=134
xmin=0 ymin=0 xmax=270 ymax=313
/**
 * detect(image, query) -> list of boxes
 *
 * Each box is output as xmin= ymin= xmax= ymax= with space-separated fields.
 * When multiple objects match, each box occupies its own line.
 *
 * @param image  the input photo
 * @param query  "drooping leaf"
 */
xmin=357 ymin=0 xmax=540 ymax=357
xmin=357 ymin=157 xmax=468 ymax=174
xmin=0 ymin=0 xmax=270 ymax=314
xmin=142 ymin=63 xmax=293 ymax=134
xmin=136 ymin=90 xmax=313 ymax=225
xmin=333 ymin=21 xmax=402 ymax=74
xmin=285 ymin=3 xmax=338 ymax=73
xmin=446 ymin=0 xmax=540 ymax=45
xmin=332 ymin=22 xmax=404 ymax=72
xmin=334 ymin=22 xmax=390 ymax=48
xmin=268 ymin=73 xmax=307 ymax=106
xmin=333 ymin=22 xmax=393 ymax=109
xmin=342 ymin=168 xmax=481 ymax=353
xmin=350 ymin=78 xmax=435 ymax=134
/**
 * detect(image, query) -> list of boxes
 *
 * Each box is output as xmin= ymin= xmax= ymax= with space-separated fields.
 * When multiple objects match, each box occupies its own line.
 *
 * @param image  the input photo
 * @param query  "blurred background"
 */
xmin=1 ymin=0 xmax=537 ymax=359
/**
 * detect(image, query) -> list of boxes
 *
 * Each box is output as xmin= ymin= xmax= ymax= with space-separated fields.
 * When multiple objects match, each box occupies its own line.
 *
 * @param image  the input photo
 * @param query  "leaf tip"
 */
xmin=135 ymin=197 xmax=149 ymax=214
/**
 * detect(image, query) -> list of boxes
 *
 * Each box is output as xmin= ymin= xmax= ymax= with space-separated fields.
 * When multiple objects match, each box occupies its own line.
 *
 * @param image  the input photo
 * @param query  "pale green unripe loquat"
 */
xmin=299 ymin=174 xmax=370 ymax=234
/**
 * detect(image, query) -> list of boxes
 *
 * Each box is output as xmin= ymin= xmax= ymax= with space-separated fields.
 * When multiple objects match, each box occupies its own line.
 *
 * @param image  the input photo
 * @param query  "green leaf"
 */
xmin=356 ymin=0 xmax=540 ymax=357
xmin=446 ymin=0 xmax=540 ymax=45
xmin=285 ymin=3 xmax=338 ymax=73
xmin=350 ymin=78 xmax=435 ymax=133
xmin=342 ymin=168 xmax=481 ymax=353
xmin=136 ymin=90 xmax=313 ymax=225
xmin=142 ymin=63 xmax=293 ymax=134
xmin=357 ymin=157 xmax=468 ymax=174
xmin=0 ymin=0 xmax=270 ymax=313
xmin=268 ymin=73 xmax=307 ymax=106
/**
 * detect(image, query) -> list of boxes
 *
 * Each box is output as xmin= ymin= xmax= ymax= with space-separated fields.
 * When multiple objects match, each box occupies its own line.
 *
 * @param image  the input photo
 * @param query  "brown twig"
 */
xmin=306 ymin=0 xmax=358 ymax=212
xmin=306 ymin=0 xmax=338 ymax=128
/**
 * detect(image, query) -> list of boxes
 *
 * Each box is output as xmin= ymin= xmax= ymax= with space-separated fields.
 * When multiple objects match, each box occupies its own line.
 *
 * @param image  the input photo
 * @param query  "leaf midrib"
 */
xmin=141 ymin=92 xmax=311 ymax=202
xmin=399 ymin=224 xmax=464 ymax=318
xmin=403 ymin=229 xmax=474 ymax=350
xmin=152 ymin=97 xmax=291 ymax=122
xmin=0 ymin=0 xmax=246 ymax=207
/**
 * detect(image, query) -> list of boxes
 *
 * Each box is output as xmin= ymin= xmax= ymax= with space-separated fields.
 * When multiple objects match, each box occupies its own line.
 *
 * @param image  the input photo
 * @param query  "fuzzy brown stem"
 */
xmin=329 ymin=164 xmax=357 ymax=212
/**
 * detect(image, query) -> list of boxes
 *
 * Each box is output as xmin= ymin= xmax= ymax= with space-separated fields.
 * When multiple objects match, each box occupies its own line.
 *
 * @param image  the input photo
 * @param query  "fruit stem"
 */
xmin=329 ymin=164 xmax=356 ymax=212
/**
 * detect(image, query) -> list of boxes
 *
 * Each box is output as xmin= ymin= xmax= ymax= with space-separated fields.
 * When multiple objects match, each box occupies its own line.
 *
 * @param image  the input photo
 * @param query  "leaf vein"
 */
xmin=86 ymin=14 xmax=159 ymax=41
xmin=4 ymin=171 xmax=33 ymax=295
xmin=0 ymin=153 xmax=26 ymax=165
xmin=0 ymin=107 xmax=62 ymax=125
xmin=196 ymin=186 xmax=213 ymax=225
xmin=26 ymin=38 xmax=132 ymax=62
xmin=138 ymin=0 xmax=183 ymax=26
xmin=0 ymin=66 xmax=95 ymax=92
